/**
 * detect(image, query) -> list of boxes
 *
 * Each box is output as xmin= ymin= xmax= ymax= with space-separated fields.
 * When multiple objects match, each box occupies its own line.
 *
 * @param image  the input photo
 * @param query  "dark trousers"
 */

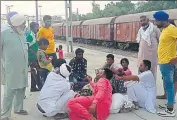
xmin=29 ymin=59 xmax=42 ymax=90
xmin=39 ymin=68 xmax=50 ymax=87
xmin=69 ymin=75 xmax=89 ymax=92
xmin=47 ymin=53 xmax=57 ymax=66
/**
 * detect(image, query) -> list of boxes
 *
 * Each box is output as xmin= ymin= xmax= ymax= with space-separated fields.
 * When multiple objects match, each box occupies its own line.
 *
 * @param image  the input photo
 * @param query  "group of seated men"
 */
xmin=35 ymin=47 xmax=163 ymax=120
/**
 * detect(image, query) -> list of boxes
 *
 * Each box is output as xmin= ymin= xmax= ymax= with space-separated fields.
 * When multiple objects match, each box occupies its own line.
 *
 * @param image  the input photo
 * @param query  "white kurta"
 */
xmin=37 ymin=72 xmax=75 ymax=117
xmin=127 ymin=70 xmax=156 ymax=113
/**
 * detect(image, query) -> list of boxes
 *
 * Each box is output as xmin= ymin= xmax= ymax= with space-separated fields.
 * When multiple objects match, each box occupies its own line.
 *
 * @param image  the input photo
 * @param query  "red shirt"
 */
xmin=58 ymin=50 xmax=64 ymax=59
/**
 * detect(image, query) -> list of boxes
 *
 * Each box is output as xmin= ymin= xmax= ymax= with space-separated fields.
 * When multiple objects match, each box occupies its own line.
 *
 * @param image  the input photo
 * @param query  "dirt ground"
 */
xmin=1 ymin=42 xmax=177 ymax=120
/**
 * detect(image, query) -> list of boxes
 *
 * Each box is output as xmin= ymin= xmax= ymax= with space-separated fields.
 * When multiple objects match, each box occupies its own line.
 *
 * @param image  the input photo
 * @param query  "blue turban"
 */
xmin=7 ymin=11 xmax=18 ymax=20
xmin=153 ymin=11 xmax=169 ymax=21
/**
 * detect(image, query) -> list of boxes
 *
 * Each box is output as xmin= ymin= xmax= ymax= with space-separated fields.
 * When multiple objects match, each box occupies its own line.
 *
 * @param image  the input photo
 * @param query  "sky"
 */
xmin=1 ymin=1 xmax=117 ymax=17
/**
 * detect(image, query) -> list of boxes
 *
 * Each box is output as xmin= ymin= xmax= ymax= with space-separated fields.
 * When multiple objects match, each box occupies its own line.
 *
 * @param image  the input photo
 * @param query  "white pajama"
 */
xmin=127 ymin=71 xmax=156 ymax=113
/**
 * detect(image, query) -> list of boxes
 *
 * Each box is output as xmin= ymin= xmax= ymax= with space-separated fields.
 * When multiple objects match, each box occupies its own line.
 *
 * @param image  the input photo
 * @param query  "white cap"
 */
xmin=10 ymin=14 xmax=26 ymax=27
xmin=60 ymin=63 xmax=71 ymax=77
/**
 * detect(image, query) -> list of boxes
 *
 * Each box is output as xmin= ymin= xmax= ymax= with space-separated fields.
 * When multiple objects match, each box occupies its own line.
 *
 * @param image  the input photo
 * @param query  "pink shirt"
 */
xmin=58 ymin=50 xmax=64 ymax=59
xmin=123 ymin=68 xmax=132 ymax=76
xmin=90 ymin=78 xmax=112 ymax=105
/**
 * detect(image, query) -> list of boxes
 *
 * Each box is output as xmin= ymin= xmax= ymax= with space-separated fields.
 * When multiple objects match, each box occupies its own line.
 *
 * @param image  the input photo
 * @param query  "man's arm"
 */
xmin=37 ymin=51 xmax=51 ymax=66
xmin=83 ymin=59 xmax=87 ymax=75
xmin=155 ymin=26 xmax=161 ymax=43
xmin=115 ymin=75 xmax=139 ymax=81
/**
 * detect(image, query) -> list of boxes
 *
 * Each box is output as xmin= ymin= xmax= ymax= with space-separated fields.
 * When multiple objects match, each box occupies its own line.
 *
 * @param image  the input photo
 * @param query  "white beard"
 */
xmin=16 ymin=27 xmax=25 ymax=35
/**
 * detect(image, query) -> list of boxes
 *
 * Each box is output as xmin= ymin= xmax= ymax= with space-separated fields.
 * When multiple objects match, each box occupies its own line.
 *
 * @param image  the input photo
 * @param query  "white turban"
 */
xmin=60 ymin=63 xmax=71 ymax=77
xmin=10 ymin=14 xmax=26 ymax=27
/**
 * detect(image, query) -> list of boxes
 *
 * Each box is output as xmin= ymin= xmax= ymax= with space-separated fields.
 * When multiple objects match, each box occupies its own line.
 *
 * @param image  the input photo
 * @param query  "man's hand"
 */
xmin=170 ymin=57 xmax=177 ymax=65
xmin=87 ymin=75 xmax=92 ymax=82
xmin=115 ymin=74 xmax=123 ymax=80
xmin=88 ymin=103 xmax=96 ymax=114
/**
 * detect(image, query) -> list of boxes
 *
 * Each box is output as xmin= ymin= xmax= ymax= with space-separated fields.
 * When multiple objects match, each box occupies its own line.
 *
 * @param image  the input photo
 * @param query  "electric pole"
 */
xmin=65 ymin=0 xmax=73 ymax=56
xmin=38 ymin=5 xmax=42 ymax=25
xmin=77 ymin=8 xmax=79 ymax=21
xmin=35 ymin=0 xmax=39 ymax=24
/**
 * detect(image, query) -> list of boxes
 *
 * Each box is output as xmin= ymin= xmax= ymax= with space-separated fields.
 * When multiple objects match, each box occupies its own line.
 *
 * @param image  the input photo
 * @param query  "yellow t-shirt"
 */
xmin=37 ymin=27 xmax=55 ymax=54
xmin=158 ymin=24 xmax=177 ymax=64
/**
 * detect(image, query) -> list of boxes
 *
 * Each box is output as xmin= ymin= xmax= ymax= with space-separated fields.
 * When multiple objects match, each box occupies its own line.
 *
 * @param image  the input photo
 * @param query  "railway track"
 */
xmin=56 ymin=39 xmax=138 ymax=58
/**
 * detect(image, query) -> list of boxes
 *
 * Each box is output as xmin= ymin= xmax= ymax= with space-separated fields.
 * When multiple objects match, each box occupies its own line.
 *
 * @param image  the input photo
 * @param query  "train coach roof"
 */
xmin=115 ymin=9 xmax=177 ymax=23
xmin=63 ymin=21 xmax=82 ymax=26
xmin=82 ymin=17 xmax=116 ymax=25
xmin=52 ymin=23 xmax=63 ymax=27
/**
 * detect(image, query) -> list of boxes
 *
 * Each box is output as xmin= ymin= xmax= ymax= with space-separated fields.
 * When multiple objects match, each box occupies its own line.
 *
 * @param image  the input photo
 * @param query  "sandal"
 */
xmin=14 ymin=110 xmax=28 ymax=115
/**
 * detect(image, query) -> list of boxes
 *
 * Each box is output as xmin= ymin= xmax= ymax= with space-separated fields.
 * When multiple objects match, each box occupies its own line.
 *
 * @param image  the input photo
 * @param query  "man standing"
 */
xmin=1 ymin=13 xmax=28 ymax=120
xmin=136 ymin=15 xmax=161 ymax=79
xmin=27 ymin=22 xmax=42 ymax=92
xmin=37 ymin=15 xmax=57 ymax=65
xmin=153 ymin=11 xmax=177 ymax=117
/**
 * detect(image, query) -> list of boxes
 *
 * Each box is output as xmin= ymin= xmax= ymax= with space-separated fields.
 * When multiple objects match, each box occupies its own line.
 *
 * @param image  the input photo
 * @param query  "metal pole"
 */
xmin=69 ymin=0 xmax=73 ymax=52
xmin=35 ymin=0 xmax=39 ymax=24
xmin=77 ymin=8 xmax=79 ymax=21
xmin=65 ymin=0 xmax=73 ymax=54
xmin=38 ymin=5 xmax=42 ymax=26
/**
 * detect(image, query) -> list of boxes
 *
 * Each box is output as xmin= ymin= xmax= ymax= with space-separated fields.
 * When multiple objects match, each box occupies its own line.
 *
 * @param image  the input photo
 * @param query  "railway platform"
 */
xmin=1 ymin=41 xmax=177 ymax=120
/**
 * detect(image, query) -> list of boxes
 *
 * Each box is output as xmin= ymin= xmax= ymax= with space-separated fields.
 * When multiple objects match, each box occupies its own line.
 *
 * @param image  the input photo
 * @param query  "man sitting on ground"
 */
xmin=115 ymin=60 xmax=156 ymax=114
xmin=37 ymin=59 xmax=78 ymax=120
xmin=69 ymin=48 xmax=88 ymax=91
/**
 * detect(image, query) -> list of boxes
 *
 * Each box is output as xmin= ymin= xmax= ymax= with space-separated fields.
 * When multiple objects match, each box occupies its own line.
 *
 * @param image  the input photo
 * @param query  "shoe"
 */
xmin=30 ymin=88 xmax=40 ymax=92
xmin=157 ymin=109 xmax=176 ymax=117
xmin=14 ymin=110 xmax=28 ymax=115
xmin=156 ymin=95 xmax=167 ymax=99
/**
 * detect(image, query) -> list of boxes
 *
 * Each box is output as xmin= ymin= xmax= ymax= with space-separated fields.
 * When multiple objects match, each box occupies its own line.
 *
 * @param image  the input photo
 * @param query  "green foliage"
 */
xmin=73 ymin=0 xmax=177 ymax=21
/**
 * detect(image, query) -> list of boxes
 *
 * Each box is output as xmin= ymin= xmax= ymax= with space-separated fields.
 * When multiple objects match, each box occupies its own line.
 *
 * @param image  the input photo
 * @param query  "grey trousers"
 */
xmin=1 ymin=86 xmax=26 ymax=118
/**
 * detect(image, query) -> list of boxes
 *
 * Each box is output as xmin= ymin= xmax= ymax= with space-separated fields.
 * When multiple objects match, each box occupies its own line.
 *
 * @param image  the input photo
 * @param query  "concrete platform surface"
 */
xmin=1 ymin=42 xmax=177 ymax=120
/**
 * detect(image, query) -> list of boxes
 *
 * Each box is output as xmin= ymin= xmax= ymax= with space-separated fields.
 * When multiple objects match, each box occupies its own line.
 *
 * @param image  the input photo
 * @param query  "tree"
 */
xmin=72 ymin=0 xmax=177 ymax=21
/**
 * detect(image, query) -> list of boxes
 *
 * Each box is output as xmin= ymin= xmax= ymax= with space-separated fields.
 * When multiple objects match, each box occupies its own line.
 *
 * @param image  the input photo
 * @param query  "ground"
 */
xmin=1 ymin=41 xmax=177 ymax=120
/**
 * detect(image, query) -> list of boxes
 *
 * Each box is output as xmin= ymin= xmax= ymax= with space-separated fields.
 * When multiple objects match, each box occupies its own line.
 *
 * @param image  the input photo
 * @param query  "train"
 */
xmin=52 ymin=9 xmax=177 ymax=51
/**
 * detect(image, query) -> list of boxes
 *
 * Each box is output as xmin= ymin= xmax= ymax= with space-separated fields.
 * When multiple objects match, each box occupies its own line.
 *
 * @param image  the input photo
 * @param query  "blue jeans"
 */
xmin=160 ymin=63 xmax=175 ymax=104
xmin=39 ymin=68 xmax=50 ymax=87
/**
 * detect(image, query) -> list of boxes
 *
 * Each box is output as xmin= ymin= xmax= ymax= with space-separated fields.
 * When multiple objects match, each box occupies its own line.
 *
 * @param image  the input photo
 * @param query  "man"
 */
xmin=157 ymin=20 xmax=177 ymax=99
xmin=37 ymin=59 xmax=77 ymax=119
xmin=102 ymin=54 xmax=118 ymax=70
xmin=115 ymin=60 xmax=156 ymax=114
xmin=153 ymin=10 xmax=177 ymax=117
xmin=69 ymin=48 xmax=88 ymax=91
xmin=1 ymin=13 xmax=28 ymax=120
xmin=136 ymin=15 xmax=161 ymax=79
xmin=27 ymin=22 xmax=42 ymax=92
xmin=37 ymin=15 xmax=57 ymax=65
